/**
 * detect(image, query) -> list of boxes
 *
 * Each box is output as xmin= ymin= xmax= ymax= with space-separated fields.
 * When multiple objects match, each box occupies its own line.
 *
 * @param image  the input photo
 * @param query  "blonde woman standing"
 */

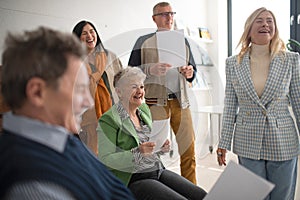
xmin=217 ymin=7 xmax=299 ymax=200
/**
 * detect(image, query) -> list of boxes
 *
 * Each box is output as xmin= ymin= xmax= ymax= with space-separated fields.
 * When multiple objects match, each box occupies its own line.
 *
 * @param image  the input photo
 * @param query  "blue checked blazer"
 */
xmin=219 ymin=51 xmax=300 ymax=161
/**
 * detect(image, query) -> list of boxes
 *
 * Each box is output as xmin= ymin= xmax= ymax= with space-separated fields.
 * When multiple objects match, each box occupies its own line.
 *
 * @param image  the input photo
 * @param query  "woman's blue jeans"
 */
xmin=238 ymin=156 xmax=298 ymax=200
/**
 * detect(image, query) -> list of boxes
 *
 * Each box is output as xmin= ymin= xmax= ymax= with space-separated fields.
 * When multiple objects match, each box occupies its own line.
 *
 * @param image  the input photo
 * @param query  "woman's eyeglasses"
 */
xmin=153 ymin=12 xmax=176 ymax=17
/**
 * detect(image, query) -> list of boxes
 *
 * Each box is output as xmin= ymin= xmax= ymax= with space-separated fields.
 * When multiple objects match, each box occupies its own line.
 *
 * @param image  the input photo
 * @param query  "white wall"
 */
xmin=0 ymin=0 xmax=157 ymax=37
xmin=0 ymin=0 xmax=157 ymax=63
xmin=207 ymin=0 xmax=228 ymax=86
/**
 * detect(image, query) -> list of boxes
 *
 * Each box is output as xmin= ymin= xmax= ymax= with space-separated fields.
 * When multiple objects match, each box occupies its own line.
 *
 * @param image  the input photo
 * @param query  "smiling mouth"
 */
xmin=133 ymin=95 xmax=143 ymax=100
xmin=86 ymin=39 xmax=94 ymax=44
xmin=258 ymin=30 xmax=270 ymax=33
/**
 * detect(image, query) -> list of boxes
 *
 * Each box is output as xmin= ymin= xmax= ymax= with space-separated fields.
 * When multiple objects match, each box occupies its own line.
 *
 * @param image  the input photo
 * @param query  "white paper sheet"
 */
xmin=204 ymin=161 xmax=275 ymax=200
xmin=156 ymin=29 xmax=186 ymax=68
xmin=148 ymin=119 xmax=170 ymax=152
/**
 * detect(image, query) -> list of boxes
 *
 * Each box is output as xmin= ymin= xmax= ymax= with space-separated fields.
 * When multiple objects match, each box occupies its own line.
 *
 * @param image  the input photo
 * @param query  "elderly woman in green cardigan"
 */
xmin=97 ymin=67 xmax=207 ymax=200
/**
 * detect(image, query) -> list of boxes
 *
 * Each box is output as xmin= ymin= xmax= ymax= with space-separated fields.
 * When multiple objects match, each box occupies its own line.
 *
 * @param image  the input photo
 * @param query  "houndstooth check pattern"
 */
xmin=219 ymin=51 xmax=300 ymax=161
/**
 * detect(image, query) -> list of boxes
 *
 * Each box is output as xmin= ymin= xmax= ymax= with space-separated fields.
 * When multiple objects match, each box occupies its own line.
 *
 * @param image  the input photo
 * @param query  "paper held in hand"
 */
xmin=149 ymin=119 xmax=170 ymax=152
xmin=156 ymin=29 xmax=186 ymax=68
xmin=203 ymin=161 xmax=275 ymax=200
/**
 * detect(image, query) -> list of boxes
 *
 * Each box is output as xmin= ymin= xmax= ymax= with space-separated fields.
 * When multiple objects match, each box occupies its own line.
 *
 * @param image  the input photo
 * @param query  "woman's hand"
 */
xmin=139 ymin=142 xmax=156 ymax=156
xmin=216 ymin=148 xmax=227 ymax=166
xmin=160 ymin=139 xmax=170 ymax=153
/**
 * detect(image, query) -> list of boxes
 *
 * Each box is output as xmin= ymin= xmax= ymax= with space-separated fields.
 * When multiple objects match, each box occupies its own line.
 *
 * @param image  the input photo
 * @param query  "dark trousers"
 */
xmin=128 ymin=169 xmax=207 ymax=200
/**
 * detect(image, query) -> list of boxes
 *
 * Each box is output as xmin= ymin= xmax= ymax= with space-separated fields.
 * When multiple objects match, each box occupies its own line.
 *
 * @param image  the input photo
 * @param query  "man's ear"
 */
xmin=152 ymin=16 xmax=156 ymax=23
xmin=26 ymin=77 xmax=46 ymax=107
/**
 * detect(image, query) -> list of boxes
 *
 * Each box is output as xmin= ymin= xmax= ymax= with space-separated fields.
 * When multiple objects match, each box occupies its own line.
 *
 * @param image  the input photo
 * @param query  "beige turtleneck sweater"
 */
xmin=250 ymin=43 xmax=271 ymax=98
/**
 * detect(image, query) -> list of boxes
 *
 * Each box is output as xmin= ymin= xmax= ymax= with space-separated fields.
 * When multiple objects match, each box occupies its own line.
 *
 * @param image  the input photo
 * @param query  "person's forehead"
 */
xmin=76 ymin=66 xmax=89 ymax=82
xmin=121 ymin=77 xmax=143 ymax=85
xmin=82 ymin=24 xmax=94 ymax=31
xmin=156 ymin=5 xmax=172 ymax=12
xmin=257 ymin=11 xmax=273 ymax=19
xmin=128 ymin=78 xmax=143 ymax=84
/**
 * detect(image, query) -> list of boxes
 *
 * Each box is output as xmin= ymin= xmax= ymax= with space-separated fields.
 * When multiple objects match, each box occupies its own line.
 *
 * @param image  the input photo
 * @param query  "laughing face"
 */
xmin=249 ymin=11 xmax=275 ymax=45
xmin=120 ymin=78 xmax=145 ymax=109
xmin=80 ymin=23 xmax=97 ymax=53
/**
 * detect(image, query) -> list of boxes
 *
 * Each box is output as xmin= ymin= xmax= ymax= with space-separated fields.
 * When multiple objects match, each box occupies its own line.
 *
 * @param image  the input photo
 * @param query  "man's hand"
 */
xmin=150 ymin=63 xmax=172 ymax=76
xmin=180 ymin=65 xmax=194 ymax=79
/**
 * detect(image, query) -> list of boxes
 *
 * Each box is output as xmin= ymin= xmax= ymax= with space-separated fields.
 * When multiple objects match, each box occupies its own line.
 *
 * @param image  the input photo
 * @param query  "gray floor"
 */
xmin=160 ymin=136 xmax=300 ymax=199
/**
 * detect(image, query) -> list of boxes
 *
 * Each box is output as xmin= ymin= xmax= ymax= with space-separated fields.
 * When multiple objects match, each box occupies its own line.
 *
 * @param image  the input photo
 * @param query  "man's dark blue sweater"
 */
xmin=0 ymin=130 xmax=135 ymax=200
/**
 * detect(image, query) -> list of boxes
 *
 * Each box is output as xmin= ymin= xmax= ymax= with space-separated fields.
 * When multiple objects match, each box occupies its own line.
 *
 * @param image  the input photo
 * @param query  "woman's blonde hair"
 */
xmin=236 ymin=7 xmax=286 ymax=63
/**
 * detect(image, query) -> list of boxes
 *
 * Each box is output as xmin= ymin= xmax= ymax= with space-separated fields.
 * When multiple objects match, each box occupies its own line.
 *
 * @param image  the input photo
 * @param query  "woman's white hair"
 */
xmin=113 ymin=66 xmax=146 ymax=89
